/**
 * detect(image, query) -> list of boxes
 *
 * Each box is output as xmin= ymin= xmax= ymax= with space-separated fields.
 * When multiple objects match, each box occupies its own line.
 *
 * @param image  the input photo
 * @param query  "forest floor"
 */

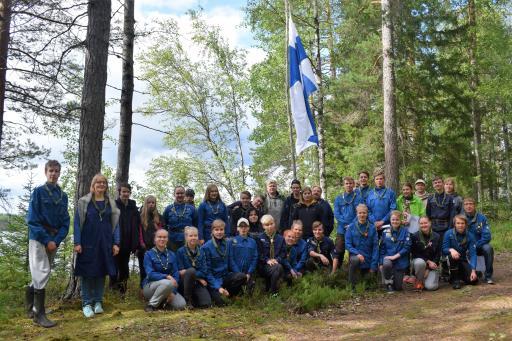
xmin=2 ymin=252 xmax=511 ymax=341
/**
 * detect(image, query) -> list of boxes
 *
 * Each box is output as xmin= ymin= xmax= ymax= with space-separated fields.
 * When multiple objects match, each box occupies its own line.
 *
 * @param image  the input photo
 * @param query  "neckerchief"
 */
xmin=403 ymin=196 xmax=412 ymax=213
xmin=359 ymin=186 xmax=370 ymax=200
xmin=466 ymin=213 xmax=483 ymax=233
xmin=153 ymin=247 xmax=169 ymax=271
xmin=185 ymin=245 xmax=200 ymax=267
xmin=389 ymin=227 xmax=400 ymax=243
xmin=434 ymin=192 xmax=446 ymax=207
xmin=171 ymin=203 xmax=188 ymax=219
xmin=356 ymin=221 xmax=369 ymax=238
xmin=419 ymin=229 xmax=434 ymax=249
xmin=92 ymin=196 xmax=109 ymax=222
xmin=266 ymin=232 xmax=276 ymax=259
xmin=374 ymin=187 xmax=387 ymax=200
xmin=286 ymin=244 xmax=293 ymax=260
xmin=455 ymin=231 xmax=468 ymax=248
xmin=207 ymin=200 xmax=220 ymax=214
xmin=212 ymin=237 xmax=226 ymax=258
xmin=342 ymin=192 xmax=356 ymax=205
xmin=44 ymin=183 xmax=63 ymax=205
xmin=315 ymin=238 xmax=323 ymax=253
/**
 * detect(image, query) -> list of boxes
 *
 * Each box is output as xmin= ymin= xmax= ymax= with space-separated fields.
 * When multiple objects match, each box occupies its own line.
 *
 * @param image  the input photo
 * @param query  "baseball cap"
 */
xmin=415 ymin=179 xmax=426 ymax=185
xmin=237 ymin=218 xmax=249 ymax=226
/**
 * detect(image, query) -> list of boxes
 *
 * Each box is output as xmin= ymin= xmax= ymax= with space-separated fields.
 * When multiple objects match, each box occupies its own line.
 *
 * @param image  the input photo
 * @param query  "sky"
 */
xmin=0 ymin=0 xmax=267 ymax=212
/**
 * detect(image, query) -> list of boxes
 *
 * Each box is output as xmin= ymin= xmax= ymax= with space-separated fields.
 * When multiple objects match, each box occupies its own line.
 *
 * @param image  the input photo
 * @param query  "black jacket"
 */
xmin=280 ymin=195 xmax=300 ymax=231
xmin=411 ymin=230 xmax=441 ymax=265
xmin=115 ymin=198 xmax=141 ymax=253
xmin=292 ymin=202 xmax=324 ymax=239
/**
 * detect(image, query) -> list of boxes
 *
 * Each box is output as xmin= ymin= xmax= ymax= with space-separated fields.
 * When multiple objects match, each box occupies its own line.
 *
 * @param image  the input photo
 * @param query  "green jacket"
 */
xmin=396 ymin=195 xmax=425 ymax=217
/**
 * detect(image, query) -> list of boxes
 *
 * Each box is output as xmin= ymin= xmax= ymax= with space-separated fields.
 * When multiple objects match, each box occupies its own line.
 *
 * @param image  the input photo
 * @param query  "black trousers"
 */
xmin=348 ymin=255 xmax=371 ymax=288
xmin=208 ymin=272 xmax=246 ymax=306
xmin=137 ymin=250 xmax=146 ymax=289
xmin=335 ymin=234 xmax=345 ymax=267
xmin=110 ymin=250 xmax=131 ymax=292
xmin=178 ymin=268 xmax=212 ymax=308
xmin=448 ymin=255 xmax=478 ymax=285
xmin=259 ymin=263 xmax=284 ymax=294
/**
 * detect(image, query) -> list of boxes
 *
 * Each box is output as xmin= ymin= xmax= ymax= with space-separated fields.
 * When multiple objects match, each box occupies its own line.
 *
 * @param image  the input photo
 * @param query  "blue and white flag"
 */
xmin=288 ymin=17 xmax=319 ymax=154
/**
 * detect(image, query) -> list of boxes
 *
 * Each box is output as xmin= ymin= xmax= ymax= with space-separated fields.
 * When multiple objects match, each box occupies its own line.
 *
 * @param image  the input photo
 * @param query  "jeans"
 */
xmin=335 ymin=234 xmax=346 ymax=266
xmin=477 ymin=243 xmax=494 ymax=280
xmin=348 ymin=255 xmax=371 ymax=288
xmin=381 ymin=258 xmax=405 ymax=290
xmin=143 ymin=279 xmax=186 ymax=309
xmin=81 ymin=276 xmax=106 ymax=307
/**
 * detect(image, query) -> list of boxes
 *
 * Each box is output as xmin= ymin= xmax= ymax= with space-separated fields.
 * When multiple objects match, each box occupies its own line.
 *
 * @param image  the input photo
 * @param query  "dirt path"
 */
xmin=258 ymin=252 xmax=512 ymax=340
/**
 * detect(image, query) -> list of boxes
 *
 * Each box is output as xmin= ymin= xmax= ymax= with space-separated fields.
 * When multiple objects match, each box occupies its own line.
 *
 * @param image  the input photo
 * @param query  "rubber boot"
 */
xmin=33 ymin=289 xmax=56 ymax=328
xmin=25 ymin=286 xmax=34 ymax=318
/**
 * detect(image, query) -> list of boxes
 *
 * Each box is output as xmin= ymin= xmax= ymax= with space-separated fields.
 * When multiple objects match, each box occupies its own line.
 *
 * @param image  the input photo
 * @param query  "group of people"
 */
xmin=25 ymin=160 xmax=495 ymax=327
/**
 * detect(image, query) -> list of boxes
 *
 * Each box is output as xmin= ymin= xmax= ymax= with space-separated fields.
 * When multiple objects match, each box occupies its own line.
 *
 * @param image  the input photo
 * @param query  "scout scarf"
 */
xmin=212 ymin=237 xmax=226 ymax=258
xmin=342 ymin=192 xmax=356 ymax=205
xmin=207 ymin=200 xmax=221 ymax=214
xmin=171 ymin=203 xmax=188 ymax=219
xmin=419 ymin=229 xmax=434 ymax=249
xmin=153 ymin=247 xmax=169 ymax=271
xmin=44 ymin=183 xmax=64 ymax=205
xmin=374 ymin=187 xmax=387 ymax=200
xmin=186 ymin=245 xmax=201 ymax=267
xmin=433 ymin=192 xmax=447 ymax=207
xmin=92 ymin=196 xmax=109 ymax=222
xmin=455 ymin=231 xmax=468 ymax=248
xmin=356 ymin=221 xmax=370 ymax=238
xmin=266 ymin=232 xmax=276 ymax=259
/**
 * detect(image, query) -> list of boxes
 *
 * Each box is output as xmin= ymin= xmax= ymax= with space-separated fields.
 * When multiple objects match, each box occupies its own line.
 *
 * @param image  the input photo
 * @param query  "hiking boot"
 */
xmin=33 ymin=289 xmax=57 ymax=328
xmin=25 ymin=286 xmax=34 ymax=319
xmin=386 ymin=284 xmax=395 ymax=294
xmin=452 ymin=280 xmax=462 ymax=290
xmin=144 ymin=304 xmax=156 ymax=313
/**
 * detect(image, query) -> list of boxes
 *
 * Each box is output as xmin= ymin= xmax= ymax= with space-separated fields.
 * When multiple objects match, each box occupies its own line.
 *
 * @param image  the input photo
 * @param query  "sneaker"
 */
xmin=452 ymin=280 xmax=462 ymax=290
xmin=144 ymin=305 xmax=156 ymax=313
xmin=486 ymin=278 xmax=495 ymax=285
xmin=83 ymin=305 xmax=95 ymax=318
xmin=414 ymin=281 xmax=424 ymax=291
xmin=94 ymin=302 xmax=104 ymax=314
xmin=386 ymin=284 xmax=395 ymax=294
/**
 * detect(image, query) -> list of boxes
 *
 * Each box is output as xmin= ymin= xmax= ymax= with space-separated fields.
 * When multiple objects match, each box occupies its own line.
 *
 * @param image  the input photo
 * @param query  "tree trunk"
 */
xmin=115 ymin=0 xmax=135 ymax=191
xmin=503 ymin=119 xmax=511 ymax=205
xmin=381 ymin=0 xmax=399 ymax=192
xmin=0 ymin=0 xmax=11 ymax=155
xmin=326 ymin=0 xmax=336 ymax=81
xmin=468 ymin=0 xmax=483 ymax=202
xmin=313 ymin=0 xmax=327 ymax=197
xmin=285 ymin=0 xmax=297 ymax=179
xmin=64 ymin=0 xmax=111 ymax=300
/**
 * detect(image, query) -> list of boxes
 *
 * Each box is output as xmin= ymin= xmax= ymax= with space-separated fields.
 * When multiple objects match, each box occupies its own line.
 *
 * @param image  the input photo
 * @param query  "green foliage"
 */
xmin=488 ymin=220 xmax=512 ymax=253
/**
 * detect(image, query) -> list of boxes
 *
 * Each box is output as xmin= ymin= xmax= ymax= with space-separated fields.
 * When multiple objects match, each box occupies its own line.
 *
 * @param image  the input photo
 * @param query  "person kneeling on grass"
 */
xmin=283 ymin=229 xmax=299 ymax=285
xmin=290 ymin=221 xmax=308 ymax=276
xmin=228 ymin=218 xmax=258 ymax=294
xmin=379 ymin=211 xmax=412 ymax=293
xmin=202 ymin=219 xmax=247 ymax=306
xmin=176 ymin=226 xmax=212 ymax=309
xmin=345 ymin=204 xmax=379 ymax=289
xmin=410 ymin=216 xmax=441 ymax=291
xmin=257 ymin=214 xmax=288 ymax=295
xmin=306 ymin=221 xmax=339 ymax=274
xmin=143 ymin=229 xmax=186 ymax=312
xmin=442 ymin=215 xmax=478 ymax=289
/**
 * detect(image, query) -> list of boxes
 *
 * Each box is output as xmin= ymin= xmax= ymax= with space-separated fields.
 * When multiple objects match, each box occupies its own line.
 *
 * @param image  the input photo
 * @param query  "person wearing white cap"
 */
xmin=228 ymin=218 xmax=258 ymax=294
xmin=414 ymin=179 xmax=429 ymax=208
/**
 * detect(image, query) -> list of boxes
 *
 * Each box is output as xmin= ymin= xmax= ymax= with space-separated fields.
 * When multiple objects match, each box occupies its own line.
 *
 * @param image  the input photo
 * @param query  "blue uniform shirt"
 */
xmin=366 ymin=187 xmax=397 ymax=224
xmin=27 ymin=183 xmax=70 ymax=246
xmin=256 ymin=232 xmax=289 ymax=269
xmin=442 ymin=228 xmax=477 ymax=269
xmin=176 ymin=245 xmax=208 ymax=280
xmin=334 ymin=191 xmax=360 ymax=235
xmin=345 ymin=220 xmax=379 ymax=271
xmin=307 ymin=236 xmax=338 ymax=263
xmin=163 ymin=202 xmax=197 ymax=243
xmin=285 ymin=244 xmax=298 ymax=272
xmin=379 ymin=226 xmax=411 ymax=270
xmin=143 ymin=247 xmax=180 ymax=291
xmin=317 ymin=199 xmax=335 ymax=237
xmin=228 ymin=235 xmax=258 ymax=275
xmin=292 ymin=238 xmax=309 ymax=272
xmin=197 ymin=200 xmax=230 ymax=241
xmin=202 ymin=238 xmax=229 ymax=289
xmin=355 ymin=185 xmax=371 ymax=202
xmin=465 ymin=212 xmax=492 ymax=249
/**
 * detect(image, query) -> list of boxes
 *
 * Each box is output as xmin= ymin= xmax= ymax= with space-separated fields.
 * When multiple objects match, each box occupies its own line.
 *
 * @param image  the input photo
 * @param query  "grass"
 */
xmin=491 ymin=221 xmax=512 ymax=252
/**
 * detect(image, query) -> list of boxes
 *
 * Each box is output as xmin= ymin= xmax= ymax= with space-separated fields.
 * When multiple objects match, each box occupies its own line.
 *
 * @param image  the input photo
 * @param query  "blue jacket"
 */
xmin=442 ymin=228 xmax=477 ymax=269
xmin=228 ymin=235 xmax=258 ymax=275
xmin=27 ymin=183 xmax=70 ymax=246
xmin=285 ymin=244 xmax=297 ymax=272
xmin=292 ymin=238 xmax=309 ymax=272
xmin=307 ymin=236 xmax=338 ymax=263
xmin=317 ymin=199 xmax=335 ymax=237
xmin=256 ymin=232 xmax=289 ymax=268
xmin=366 ymin=187 xmax=397 ymax=224
xmin=143 ymin=247 xmax=180 ymax=291
xmin=202 ymin=238 xmax=229 ymax=290
xmin=176 ymin=245 xmax=208 ymax=280
xmin=197 ymin=200 xmax=230 ymax=240
xmin=426 ymin=192 xmax=455 ymax=232
xmin=355 ymin=185 xmax=371 ymax=202
xmin=465 ymin=212 xmax=492 ymax=249
xmin=333 ymin=191 xmax=360 ymax=235
xmin=379 ymin=226 xmax=411 ymax=270
xmin=163 ymin=202 xmax=197 ymax=243
xmin=345 ymin=221 xmax=379 ymax=271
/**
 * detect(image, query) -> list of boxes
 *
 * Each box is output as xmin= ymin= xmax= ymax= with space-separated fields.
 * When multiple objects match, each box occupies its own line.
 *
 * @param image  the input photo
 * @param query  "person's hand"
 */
xmin=449 ymin=249 xmax=460 ymax=260
xmin=46 ymin=241 xmax=57 ymax=252
xmin=427 ymin=260 xmax=437 ymax=270
xmin=379 ymin=265 xmax=383 ymax=271
xmin=246 ymin=274 xmax=251 ymax=282
xmin=166 ymin=275 xmax=178 ymax=288
xmin=198 ymin=279 xmax=207 ymax=287
xmin=369 ymin=268 xmax=376 ymax=273
xmin=470 ymin=270 xmax=477 ymax=282
xmin=199 ymin=240 xmax=205 ymax=246
xmin=113 ymin=245 xmax=120 ymax=256
xmin=357 ymin=254 xmax=365 ymax=263
xmin=219 ymin=287 xmax=230 ymax=297
xmin=74 ymin=245 xmax=82 ymax=253
xmin=320 ymin=255 xmax=330 ymax=266
xmin=267 ymin=259 xmax=278 ymax=266
xmin=375 ymin=221 xmax=384 ymax=229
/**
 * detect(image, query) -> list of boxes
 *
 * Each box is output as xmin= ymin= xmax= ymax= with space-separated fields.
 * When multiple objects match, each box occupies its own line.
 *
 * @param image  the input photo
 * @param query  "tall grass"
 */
xmin=491 ymin=221 xmax=511 ymax=252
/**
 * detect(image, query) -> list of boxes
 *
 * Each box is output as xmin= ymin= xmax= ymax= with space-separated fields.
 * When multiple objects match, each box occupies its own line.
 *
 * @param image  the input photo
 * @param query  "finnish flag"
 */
xmin=288 ymin=17 xmax=319 ymax=154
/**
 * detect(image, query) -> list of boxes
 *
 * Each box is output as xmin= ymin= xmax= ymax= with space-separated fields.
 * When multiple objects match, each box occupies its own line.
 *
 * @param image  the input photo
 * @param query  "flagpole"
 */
xmin=285 ymin=0 xmax=297 ymax=179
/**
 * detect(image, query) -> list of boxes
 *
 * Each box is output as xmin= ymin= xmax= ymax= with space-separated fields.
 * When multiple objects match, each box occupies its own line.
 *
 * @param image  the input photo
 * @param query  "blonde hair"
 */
xmin=184 ymin=226 xmax=198 ymax=237
xmin=356 ymin=203 xmax=368 ymax=212
xmin=204 ymin=184 xmax=221 ymax=202
xmin=211 ymin=219 xmax=225 ymax=229
xmin=390 ymin=210 xmax=402 ymax=219
xmin=140 ymin=195 xmax=161 ymax=231
xmin=90 ymin=173 xmax=108 ymax=193
xmin=453 ymin=214 xmax=468 ymax=226
xmin=260 ymin=214 xmax=274 ymax=225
